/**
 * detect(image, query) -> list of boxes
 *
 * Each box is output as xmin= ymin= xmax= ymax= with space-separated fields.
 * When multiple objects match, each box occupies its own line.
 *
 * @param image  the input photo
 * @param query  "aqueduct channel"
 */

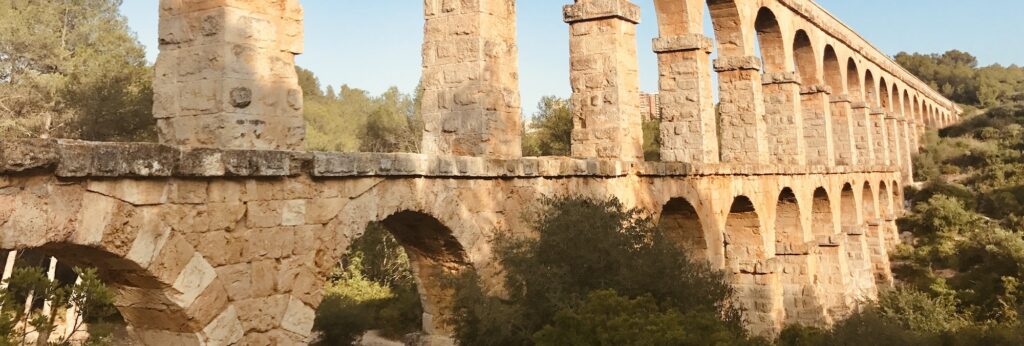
xmin=1 ymin=0 xmax=960 ymax=344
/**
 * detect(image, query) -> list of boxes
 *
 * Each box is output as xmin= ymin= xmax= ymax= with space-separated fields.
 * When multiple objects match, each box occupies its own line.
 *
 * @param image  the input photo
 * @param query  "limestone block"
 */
xmin=653 ymin=33 xmax=713 ymax=53
xmin=202 ymin=306 xmax=245 ymax=345
xmin=171 ymin=253 xmax=218 ymax=308
xmin=563 ymin=0 xmax=641 ymax=24
xmin=280 ymin=297 xmax=315 ymax=337
xmin=133 ymin=329 xmax=203 ymax=346
xmin=236 ymin=295 xmax=290 ymax=333
xmin=87 ymin=180 xmax=169 ymax=206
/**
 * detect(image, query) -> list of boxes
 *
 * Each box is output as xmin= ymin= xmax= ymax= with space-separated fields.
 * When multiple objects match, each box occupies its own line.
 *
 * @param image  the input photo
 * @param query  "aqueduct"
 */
xmin=0 ymin=0 xmax=961 ymax=344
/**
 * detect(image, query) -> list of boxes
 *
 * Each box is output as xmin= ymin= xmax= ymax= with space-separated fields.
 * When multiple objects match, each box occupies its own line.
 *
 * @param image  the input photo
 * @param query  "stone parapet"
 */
xmin=563 ymin=0 xmax=641 ymax=24
xmin=0 ymin=140 xmax=902 ymax=179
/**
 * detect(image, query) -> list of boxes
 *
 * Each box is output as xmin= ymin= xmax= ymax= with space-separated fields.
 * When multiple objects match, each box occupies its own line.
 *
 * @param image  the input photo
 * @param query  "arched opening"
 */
xmin=864 ymin=70 xmax=877 ymax=106
xmin=775 ymin=188 xmax=827 ymax=326
xmin=316 ymin=211 xmax=470 ymax=344
xmin=707 ymin=0 xmax=749 ymax=57
xmin=793 ymin=30 xmax=818 ymax=85
xmin=878 ymin=78 xmax=890 ymax=110
xmin=811 ymin=187 xmax=851 ymax=319
xmin=840 ymin=184 xmax=876 ymax=302
xmin=724 ymin=195 xmax=781 ymax=335
xmin=902 ymin=90 xmax=911 ymax=118
xmin=878 ymin=181 xmax=893 ymax=220
xmin=754 ymin=8 xmax=785 ymax=73
xmin=660 ymin=198 xmax=709 ymax=263
xmin=823 ymin=46 xmax=843 ymax=93
xmin=846 ymin=59 xmax=862 ymax=100
xmin=862 ymin=182 xmax=895 ymax=288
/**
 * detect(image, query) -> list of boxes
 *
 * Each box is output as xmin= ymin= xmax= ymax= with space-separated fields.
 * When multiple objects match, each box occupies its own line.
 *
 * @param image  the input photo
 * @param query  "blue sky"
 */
xmin=121 ymin=1 xmax=1024 ymax=114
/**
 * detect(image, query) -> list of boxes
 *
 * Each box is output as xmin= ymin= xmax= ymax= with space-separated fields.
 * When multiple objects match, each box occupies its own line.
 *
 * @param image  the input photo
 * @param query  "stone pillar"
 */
xmin=62 ymin=276 xmax=84 ymax=339
xmin=155 ymin=0 xmax=306 ymax=150
xmin=887 ymin=116 xmax=903 ymax=168
xmin=844 ymin=227 xmax=878 ymax=303
xmin=851 ymin=102 xmax=875 ymax=165
xmin=865 ymin=219 xmax=894 ymax=288
xmin=900 ymin=118 xmax=914 ymax=181
xmin=422 ymin=0 xmax=523 ymax=158
xmin=762 ymin=72 xmax=806 ymax=166
xmin=830 ymin=94 xmax=857 ymax=166
xmin=801 ymin=85 xmax=835 ymax=166
xmin=714 ymin=56 xmax=769 ymax=164
xmin=654 ymin=34 xmax=719 ymax=163
xmin=0 ymin=251 xmax=15 ymax=289
xmin=815 ymin=236 xmax=854 ymax=320
xmin=871 ymin=109 xmax=890 ymax=165
xmin=776 ymin=241 xmax=830 ymax=327
xmin=564 ymin=0 xmax=644 ymax=160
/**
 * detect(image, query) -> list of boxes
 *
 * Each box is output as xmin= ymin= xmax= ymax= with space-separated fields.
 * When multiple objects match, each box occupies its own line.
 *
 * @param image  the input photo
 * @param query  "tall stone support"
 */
xmin=844 ymin=227 xmax=878 ymax=304
xmin=830 ymin=95 xmax=857 ymax=166
xmin=777 ymin=243 xmax=830 ymax=327
xmin=654 ymin=34 xmax=719 ymax=163
xmin=155 ymin=0 xmax=306 ymax=150
xmin=762 ymin=72 xmax=807 ymax=166
xmin=564 ymin=0 xmax=644 ymax=160
xmin=865 ymin=220 xmax=895 ymax=288
xmin=815 ymin=240 xmax=854 ymax=320
xmin=871 ymin=109 xmax=890 ymax=165
xmin=887 ymin=116 xmax=903 ymax=168
xmin=422 ymin=0 xmax=523 ymax=158
xmin=900 ymin=119 xmax=915 ymax=181
xmin=851 ymin=102 xmax=875 ymax=165
xmin=731 ymin=262 xmax=784 ymax=336
xmin=715 ymin=56 xmax=769 ymax=164
xmin=801 ymin=85 xmax=835 ymax=166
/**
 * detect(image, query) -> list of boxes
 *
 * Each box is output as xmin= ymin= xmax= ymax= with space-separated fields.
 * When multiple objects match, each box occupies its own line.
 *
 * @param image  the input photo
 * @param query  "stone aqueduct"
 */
xmin=0 ymin=0 xmax=962 ymax=344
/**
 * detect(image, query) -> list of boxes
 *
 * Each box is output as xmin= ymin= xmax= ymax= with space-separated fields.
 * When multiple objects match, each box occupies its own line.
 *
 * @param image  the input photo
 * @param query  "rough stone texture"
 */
xmin=155 ymin=0 xmax=305 ymax=150
xmin=715 ymin=56 xmax=769 ymax=164
xmin=1 ymin=0 xmax=972 ymax=343
xmin=421 ymin=0 xmax=522 ymax=159
xmin=565 ymin=0 xmax=644 ymax=161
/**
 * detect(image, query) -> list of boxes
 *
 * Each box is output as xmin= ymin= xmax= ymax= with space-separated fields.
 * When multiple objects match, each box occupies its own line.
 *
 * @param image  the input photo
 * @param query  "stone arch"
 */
xmin=822 ymin=45 xmax=843 ymax=93
xmin=725 ymin=196 xmax=766 ymax=267
xmin=775 ymin=188 xmax=805 ymax=247
xmin=654 ymin=0 xmax=706 ymax=36
xmin=754 ymin=7 xmax=785 ymax=73
xmin=840 ymin=183 xmax=876 ymax=302
xmin=774 ymin=188 xmax=828 ymax=326
xmin=902 ymin=89 xmax=911 ymax=118
xmin=792 ymin=30 xmax=818 ymax=85
xmin=862 ymin=182 xmax=894 ymax=288
xmin=878 ymin=181 xmax=893 ymax=219
xmin=369 ymin=210 xmax=472 ymax=338
xmin=839 ymin=184 xmax=859 ymax=230
xmin=878 ymin=78 xmax=890 ymax=110
xmin=707 ymin=0 xmax=751 ymax=57
xmin=864 ymin=70 xmax=877 ymax=105
xmin=846 ymin=58 xmax=862 ymax=100
xmin=0 ymin=179 xmax=238 ymax=344
xmin=660 ymin=197 xmax=710 ymax=263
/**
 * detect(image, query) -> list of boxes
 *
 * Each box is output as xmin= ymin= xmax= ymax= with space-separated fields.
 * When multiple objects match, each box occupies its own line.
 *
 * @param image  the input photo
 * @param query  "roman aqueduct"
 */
xmin=0 ymin=0 xmax=962 ymax=344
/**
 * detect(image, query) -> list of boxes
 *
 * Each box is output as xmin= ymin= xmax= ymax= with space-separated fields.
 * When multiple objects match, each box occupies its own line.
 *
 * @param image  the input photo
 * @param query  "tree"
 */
xmin=0 ymin=0 xmax=155 ymax=141
xmin=0 ymin=267 xmax=118 ymax=345
xmin=523 ymin=96 xmax=572 ymax=156
xmin=451 ymin=197 xmax=748 ymax=345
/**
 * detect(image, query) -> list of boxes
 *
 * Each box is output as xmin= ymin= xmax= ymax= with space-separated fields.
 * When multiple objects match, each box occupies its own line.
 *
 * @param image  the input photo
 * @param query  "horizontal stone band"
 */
xmin=713 ymin=56 xmax=762 ymax=72
xmin=800 ymin=84 xmax=833 ymax=95
xmin=762 ymin=71 xmax=801 ymax=85
xmin=653 ymin=33 xmax=713 ymax=53
xmin=563 ymin=0 xmax=641 ymax=24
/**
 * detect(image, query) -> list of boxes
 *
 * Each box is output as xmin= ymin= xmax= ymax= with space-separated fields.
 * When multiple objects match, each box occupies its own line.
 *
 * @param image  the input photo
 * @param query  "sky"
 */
xmin=120 ymin=1 xmax=1024 ymax=115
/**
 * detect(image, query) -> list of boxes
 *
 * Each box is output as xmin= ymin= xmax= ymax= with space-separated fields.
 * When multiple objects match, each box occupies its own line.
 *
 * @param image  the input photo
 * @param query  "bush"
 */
xmin=451 ymin=197 xmax=749 ymax=345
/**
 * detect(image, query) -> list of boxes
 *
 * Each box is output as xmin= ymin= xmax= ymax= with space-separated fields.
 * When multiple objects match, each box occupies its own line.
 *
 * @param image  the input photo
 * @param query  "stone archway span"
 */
xmin=0 ymin=177 xmax=240 ymax=345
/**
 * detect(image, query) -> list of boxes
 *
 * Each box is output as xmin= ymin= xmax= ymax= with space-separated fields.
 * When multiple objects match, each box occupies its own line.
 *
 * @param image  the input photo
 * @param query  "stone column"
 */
xmin=762 ymin=72 xmax=806 ymax=166
xmin=155 ymin=0 xmax=306 ymax=150
xmin=776 ymin=241 xmax=830 ymax=327
xmin=564 ymin=0 xmax=644 ymax=160
xmin=900 ymin=118 xmax=914 ymax=181
xmin=851 ymin=102 xmax=875 ymax=165
xmin=865 ymin=219 xmax=894 ymax=288
xmin=715 ymin=56 xmax=769 ymax=164
xmin=801 ymin=85 xmax=835 ymax=166
xmin=654 ymin=34 xmax=719 ymax=163
xmin=830 ymin=94 xmax=857 ymax=166
xmin=871 ymin=108 xmax=890 ymax=165
xmin=62 ymin=276 xmax=84 ymax=339
xmin=844 ymin=226 xmax=878 ymax=303
xmin=887 ymin=116 xmax=903 ymax=169
xmin=422 ymin=0 xmax=523 ymax=158
xmin=815 ymin=236 xmax=854 ymax=320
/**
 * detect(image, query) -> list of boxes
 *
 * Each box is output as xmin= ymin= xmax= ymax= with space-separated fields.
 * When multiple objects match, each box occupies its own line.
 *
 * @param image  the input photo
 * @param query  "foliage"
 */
xmin=532 ymin=290 xmax=760 ymax=346
xmin=299 ymin=67 xmax=422 ymax=153
xmin=896 ymin=50 xmax=1024 ymax=107
xmin=313 ymin=224 xmax=421 ymax=345
xmin=0 ymin=267 xmax=118 ymax=345
xmin=450 ymin=197 xmax=750 ymax=345
xmin=522 ymin=96 xmax=572 ymax=156
xmin=0 ymin=0 xmax=155 ymax=141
